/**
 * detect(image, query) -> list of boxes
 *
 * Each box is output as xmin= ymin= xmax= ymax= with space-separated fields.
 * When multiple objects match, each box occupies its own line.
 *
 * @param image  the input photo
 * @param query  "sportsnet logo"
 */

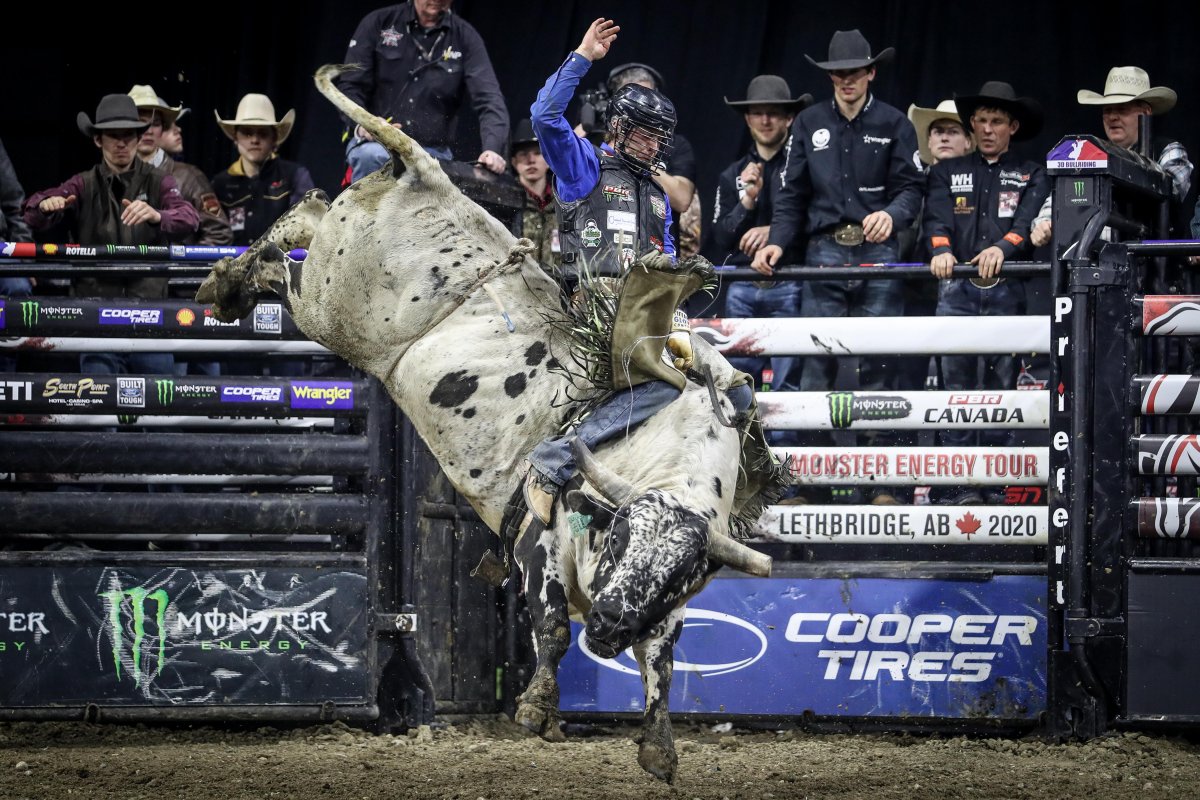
xmin=827 ymin=392 xmax=912 ymax=429
xmin=220 ymin=386 xmax=282 ymax=403
xmin=99 ymin=308 xmax=163 ymax=325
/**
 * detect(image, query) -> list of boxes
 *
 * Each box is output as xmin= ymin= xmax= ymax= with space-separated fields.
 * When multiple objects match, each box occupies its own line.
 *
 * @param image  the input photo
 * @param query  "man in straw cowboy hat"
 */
xmin=711 ymin=74 xmax=812 ymax=411
xmin=751 ymin=29 xmax=923 ymax=504
xmin=921 ymin=81 xmax=1049 ymax=497
xmin=211 ymin=93 xmax=315 ymax=248
xmin=128 ymin=84 xmax=232 ymax=246
xmin=908 ymin=99 xmax=973 ymax=170
xmin=1032 ymin=66 xmax=1192 ymax=246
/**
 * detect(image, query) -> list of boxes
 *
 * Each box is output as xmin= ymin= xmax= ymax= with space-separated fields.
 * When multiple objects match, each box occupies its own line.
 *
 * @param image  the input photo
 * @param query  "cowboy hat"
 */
xmin=908 ymin=99 xmax=971 ymax=165
xmin=804 ymin=29 xmax=894 ymax=71
xmin=511 ymin=118 xmax=538 ymax=149
xmin=724 ymin=75 xmax=813 ymax=113
xmin=76 ymin=94 xmax=150 ymax=138
xmin=214 ymin=93 xmax=296 ymax=144
xmin=1077 ymin=66 xmax=1176 ymax=114
xmin=954 ymin=81 xmax=1043 ymax=141
xmin=127 ymin=84 xmax=185 ymax=128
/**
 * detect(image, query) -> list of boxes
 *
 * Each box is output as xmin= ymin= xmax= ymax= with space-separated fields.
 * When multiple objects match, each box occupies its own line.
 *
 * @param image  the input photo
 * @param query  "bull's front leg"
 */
xmin=632 ymin=606 xmax=685 ymax=783
xmin=513 ymin=525 xmax=569 ymax=742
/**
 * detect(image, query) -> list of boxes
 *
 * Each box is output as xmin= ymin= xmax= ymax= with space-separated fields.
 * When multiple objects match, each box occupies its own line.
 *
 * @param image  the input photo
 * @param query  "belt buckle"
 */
xmin=752 ymin=280 xmax=775 ymax=289
xmin=833 ymin=223 xmax=865 ymax=247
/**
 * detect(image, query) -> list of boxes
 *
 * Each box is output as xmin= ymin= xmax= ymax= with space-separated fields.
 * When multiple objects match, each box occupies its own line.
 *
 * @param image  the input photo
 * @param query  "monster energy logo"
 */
xmin=155 ymin=379 xmax=174 ymax=405
xmin=101 ymin=587 xmax=169 ymax=685
xmin=20 ymin=301 xmax=38 ymax=326
xmin=1073 ymin=180 xmax=1085 ymax=197
xmin=827 ymin=392 xmax=912 ymax=429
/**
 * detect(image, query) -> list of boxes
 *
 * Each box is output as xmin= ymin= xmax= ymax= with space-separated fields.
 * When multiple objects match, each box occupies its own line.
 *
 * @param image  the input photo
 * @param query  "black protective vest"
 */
xmin=556 ymin=149 xmax=668 ymax=283
xmin=78 ymin=160 xmax=166 ymax=247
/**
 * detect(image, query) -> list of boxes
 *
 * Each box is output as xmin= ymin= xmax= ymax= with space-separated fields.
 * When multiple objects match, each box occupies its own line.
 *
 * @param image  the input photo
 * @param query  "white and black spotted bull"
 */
xmin=195 ymin=64 xmax=771 ymax=783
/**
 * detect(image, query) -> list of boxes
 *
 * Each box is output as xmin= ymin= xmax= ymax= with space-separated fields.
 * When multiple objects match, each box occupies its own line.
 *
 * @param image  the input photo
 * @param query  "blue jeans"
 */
xmin=346 ymin=137 xmax=453 ymax=183
xmin=81 ymin=352 xmax=175 ymax=376
xmin=936 ymin=277 xmax=1025 ymax=447
xmin=724 ymin=279 xmax=802 ymax=446
xmin=529 ymin=379 xmax=754 ymax=488
xmin=800 ymin=235 xmax=902 ymax=394
xmin=0 ymin=278 xmax=33 ymax=372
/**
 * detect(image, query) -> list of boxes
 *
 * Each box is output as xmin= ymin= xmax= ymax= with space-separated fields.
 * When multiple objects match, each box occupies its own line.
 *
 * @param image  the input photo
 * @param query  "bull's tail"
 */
xmin=314 ymin=64 xmax=447 ymax=185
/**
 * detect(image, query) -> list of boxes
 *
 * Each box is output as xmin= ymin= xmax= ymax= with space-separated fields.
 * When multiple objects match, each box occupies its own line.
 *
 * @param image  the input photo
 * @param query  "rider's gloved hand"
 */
xmin=667 ymin=308 xmax=692 ymax=370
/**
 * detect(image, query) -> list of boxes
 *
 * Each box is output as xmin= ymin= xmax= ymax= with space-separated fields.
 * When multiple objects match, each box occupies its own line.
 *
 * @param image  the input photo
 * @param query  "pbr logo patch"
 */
xmin=379 ymin=26 xmax=401 ymax=46
xmin=827 ymin=392 xmax=912 ymax=429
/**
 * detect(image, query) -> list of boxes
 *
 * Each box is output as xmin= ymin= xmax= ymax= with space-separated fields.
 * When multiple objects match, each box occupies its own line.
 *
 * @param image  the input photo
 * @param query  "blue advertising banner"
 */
xmin=558 ymin=574 xmax=1046 ymax=719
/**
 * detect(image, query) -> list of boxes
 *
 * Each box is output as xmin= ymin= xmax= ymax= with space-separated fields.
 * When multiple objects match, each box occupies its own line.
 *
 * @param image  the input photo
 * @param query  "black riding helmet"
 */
xmin=606 ymin=84 xmax=676 ymax=175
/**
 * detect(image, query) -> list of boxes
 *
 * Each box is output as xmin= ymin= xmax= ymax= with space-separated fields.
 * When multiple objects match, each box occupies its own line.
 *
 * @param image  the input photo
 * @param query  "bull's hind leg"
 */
xmin=513 ymin=525 xmax=568 ymax=742
xmin=632 ymin=606 xmax=685 ymax=784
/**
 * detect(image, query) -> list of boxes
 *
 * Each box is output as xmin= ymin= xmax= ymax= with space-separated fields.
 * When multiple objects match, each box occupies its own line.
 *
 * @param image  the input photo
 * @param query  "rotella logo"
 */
xmin=100 ymin=587 xmax=169 ymax=685
xmin=155 ymin=379 xmax=174 ymax=405
xmin=20 ymin=301 xmax=38 ymax=326
xmin=827 ymin=392 xmax=912 ymax=429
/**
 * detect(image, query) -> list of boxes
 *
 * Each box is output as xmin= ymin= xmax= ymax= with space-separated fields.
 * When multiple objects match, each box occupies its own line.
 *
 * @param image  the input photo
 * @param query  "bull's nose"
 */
xmin=585 ymin=604 xmax=635 ymax=659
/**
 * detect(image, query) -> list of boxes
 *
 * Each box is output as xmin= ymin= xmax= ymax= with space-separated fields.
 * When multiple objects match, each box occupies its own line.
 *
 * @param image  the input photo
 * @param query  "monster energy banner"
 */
xmin=1135 ymin=435 xmax=1200 ymax=475
xmin=1140 ymin=295 xmax=1200 ymax=336
xmin=690 ymin=316 xmax=1048 ymax=356
xmin=0 ymin=298 xmax=307 ymax=338
xmin=755 ymin=505 xmax=1048 ymax=544
xmin=1134 ymin=498 xmax=1200 ymax=539
xmin=757 ymin=390 xmax=1048 ymax=430
xmin=779 ymin=446 xmax=1048 ymax=485
xmin=0 ymin=374 xmax=364 ymax=416
xmin=1137 ymin=375 xmax=1200 ymax=415
xmin=0 ymin=566 xmax=370 ymax=706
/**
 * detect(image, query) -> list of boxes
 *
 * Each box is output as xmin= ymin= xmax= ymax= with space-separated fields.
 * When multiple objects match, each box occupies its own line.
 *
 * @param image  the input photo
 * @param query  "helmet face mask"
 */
xmin=606 ymin=84 xmax=676 ymax=175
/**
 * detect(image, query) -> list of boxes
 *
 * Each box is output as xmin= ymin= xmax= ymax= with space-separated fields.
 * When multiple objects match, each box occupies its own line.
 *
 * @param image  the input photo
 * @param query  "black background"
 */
xmin=3 ymin=0 xmax=1196 ymax=243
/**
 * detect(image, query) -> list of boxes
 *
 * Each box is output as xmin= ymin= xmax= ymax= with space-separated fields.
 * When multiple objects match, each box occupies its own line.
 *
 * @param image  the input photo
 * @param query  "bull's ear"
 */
xmin=564 ymin=489 xmax=616 ymax=529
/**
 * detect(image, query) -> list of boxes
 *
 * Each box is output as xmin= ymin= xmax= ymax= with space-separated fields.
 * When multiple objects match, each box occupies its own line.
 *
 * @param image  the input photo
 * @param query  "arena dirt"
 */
xmin=1 ymin=716 xmax=1198 ymax=799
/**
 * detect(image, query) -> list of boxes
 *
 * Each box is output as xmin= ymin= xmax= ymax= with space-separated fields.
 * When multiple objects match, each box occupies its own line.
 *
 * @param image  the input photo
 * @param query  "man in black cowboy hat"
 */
xmin=922 ymin=81 xmax=1049 ymax=498
xmin=509 ymin=118 xmax=560 ymax=270
xmin=712 ymin=74 xmax=812 ymax=410
xmin=751 ymin=29 xmax=922 ymax=502
xmin=23 ymin=92 xmax=200 ymax=375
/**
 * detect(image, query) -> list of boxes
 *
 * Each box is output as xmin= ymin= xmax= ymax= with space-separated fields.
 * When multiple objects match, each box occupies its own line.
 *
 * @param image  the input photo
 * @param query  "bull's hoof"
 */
xmin=515 ymin=702 xmax=566 ymax=742
xmin=637 ymin=742 xmax=677 ymax=784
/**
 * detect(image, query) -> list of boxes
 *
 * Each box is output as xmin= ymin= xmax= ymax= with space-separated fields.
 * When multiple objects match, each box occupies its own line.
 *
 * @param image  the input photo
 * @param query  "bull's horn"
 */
xmin=571 ymin=439 xmax=634 ymax=507
xmin=707 ymin=533 xmax=772 ymax=578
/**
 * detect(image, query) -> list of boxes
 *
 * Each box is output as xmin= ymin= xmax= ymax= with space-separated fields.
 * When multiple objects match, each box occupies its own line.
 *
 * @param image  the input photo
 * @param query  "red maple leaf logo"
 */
xmin=956 ymin=512 xmax=981 ymax=538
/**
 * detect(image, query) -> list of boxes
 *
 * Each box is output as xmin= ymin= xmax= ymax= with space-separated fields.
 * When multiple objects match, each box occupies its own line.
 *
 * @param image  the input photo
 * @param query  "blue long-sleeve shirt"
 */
xmin=531 ymin=53 xmax=675 ymax=257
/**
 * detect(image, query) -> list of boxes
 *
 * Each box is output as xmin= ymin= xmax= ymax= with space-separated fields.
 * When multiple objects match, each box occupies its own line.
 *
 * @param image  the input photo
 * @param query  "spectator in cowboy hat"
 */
xmin=711 ymin=74 xmax=812 ymax=435
xmin=751 ymin=29 xmax=923 ymax=505
xmin=129 ymin=84 xmax=232 ymax=246
xmin=908 ymin=99 xmax=974 ymax=169
xmin=920 ymin=80 xmax=1049 ymax=503
xmin=210 ymin=92 xmax=315 ymax=248
xmin=158 ymin=106 xmax=188 ymax=160
xmin=22 ymin=92 xmax=200 ymax=376
xmin=1033 ymin=66 xmax=1192 ymax=246
xmin=509 ymin=118 xmax=560 ymax=270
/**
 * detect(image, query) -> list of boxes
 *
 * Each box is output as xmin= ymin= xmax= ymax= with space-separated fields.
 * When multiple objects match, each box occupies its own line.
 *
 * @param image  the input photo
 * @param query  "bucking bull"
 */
xmin=197 ymin=64 xmax=784 ymax=783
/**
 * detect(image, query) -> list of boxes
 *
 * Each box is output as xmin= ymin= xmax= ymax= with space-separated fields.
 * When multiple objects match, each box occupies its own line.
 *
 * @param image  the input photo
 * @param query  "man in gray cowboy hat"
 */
xmin=712 ymin=74 xmax=812 ymax=417
xmin=23 ymin=92 xmax=200 ymax=375
xmin=921 ymin=81 xmax=1049 ymax=496
xmin=750 ymin=29 xmax=922 ymax=502
xmin=129 ymin=84 xmax=232 ymax=246
xmin=1032 ymin=66 xmax=1192 ymax=246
